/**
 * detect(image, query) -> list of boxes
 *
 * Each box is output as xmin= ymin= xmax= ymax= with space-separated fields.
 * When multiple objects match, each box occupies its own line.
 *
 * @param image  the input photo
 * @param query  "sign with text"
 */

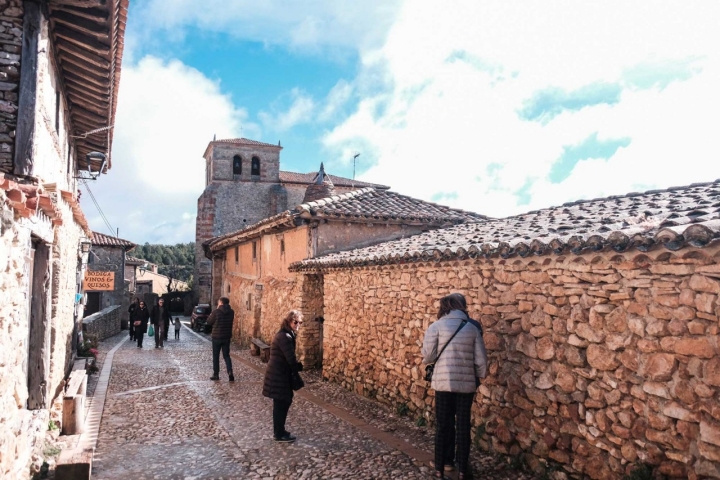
xmin=83 ymin=271 xmax=115 ymax=291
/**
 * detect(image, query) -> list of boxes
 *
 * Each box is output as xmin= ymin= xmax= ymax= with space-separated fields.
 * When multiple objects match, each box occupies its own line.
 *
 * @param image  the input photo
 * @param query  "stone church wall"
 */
xmin=321 ymin=247 xmax=720 ymax=479
xmin=0 ymin=0 xmax=22 ymax=174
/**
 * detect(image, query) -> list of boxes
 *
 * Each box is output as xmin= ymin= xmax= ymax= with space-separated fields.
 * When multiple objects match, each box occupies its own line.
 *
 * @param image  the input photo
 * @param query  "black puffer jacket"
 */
xmin=131 ymin=306 xmax=150 ymax=333
xmin=262 ymin=328 xmax=302 ymax=401
xmin=206 ymin=305 xmax=234 ymax=341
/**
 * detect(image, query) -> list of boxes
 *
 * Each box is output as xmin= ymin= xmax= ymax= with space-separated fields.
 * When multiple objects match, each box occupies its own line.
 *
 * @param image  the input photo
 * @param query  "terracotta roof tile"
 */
xmin=205 ymin=188 xmax=486 ymax=254
xmin=291 ymin=180 xmax=720 ymax=271
xmin=296 ymin=188 xmax=487 ymax=224
xmin=203 ymin=138 xmax=282 ymax=157
xmin=92 ymin=231 xmax=136 ymax=250
xmin=279 ymin=171 xmax=388 ymax=189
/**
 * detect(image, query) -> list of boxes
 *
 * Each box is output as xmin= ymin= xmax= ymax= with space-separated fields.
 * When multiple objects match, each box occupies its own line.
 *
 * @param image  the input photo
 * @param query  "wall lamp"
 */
xmin=79 ymin=240 xmax=92 ymax=255
xmin=74 ymin=152 xmax=107 ymax=180
xmin=139 ymin=262 xmax=148 ymax=276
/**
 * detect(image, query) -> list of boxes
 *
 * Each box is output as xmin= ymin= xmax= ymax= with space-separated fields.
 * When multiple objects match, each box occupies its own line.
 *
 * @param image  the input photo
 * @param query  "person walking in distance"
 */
xmin=174 ymin=317 xmax=181 ymax=340
xmin=132 ymin=301 xmax=150 ymax=348
xmin=128 ymin=297 xmax=139 ymax=341
xmin=262 ymin=310 xmax=304 ymax=443
xmin=151 ymin=298 xmax=171 ymax=349
xmin=422 ymin=293 xmax=487 ymax=480
xmin=207 ymin=297 xmax=235 ymax=381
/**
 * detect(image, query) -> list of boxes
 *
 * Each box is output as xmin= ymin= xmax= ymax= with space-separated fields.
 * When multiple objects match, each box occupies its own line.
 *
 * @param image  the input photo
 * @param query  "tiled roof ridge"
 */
xmin=91 ymin=231 xmax=136 ymax=249
xmin=290 ymin=179 xmax=720 ymax=271
xmin=203 ymin=137 xmax=282 ymax=158
xmin=279 ymin=171 xmax=389 ymax=189
xmin=296 ymin=187 xmax=374 ymax=212
xmin=515 ymin=179 xmax=720 ymax=218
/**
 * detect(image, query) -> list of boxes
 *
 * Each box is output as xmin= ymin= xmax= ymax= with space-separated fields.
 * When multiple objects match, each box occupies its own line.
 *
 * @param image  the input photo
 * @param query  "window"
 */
xmin=252 ymin=241 xmax=257 ymax=260
xmin=234 ymin=246 xmax=239 ymax=264
xmin=227 ymin=284 xmax=231 ymax=293
xmin=233 ymin=155 xmax=242 ymax=175
xmin=251 ymin=156 xmax=260 ymax=176
xmin=280 ymin=238 xmax=285 ymax=255
xmin=247 ymin=293 xmax=252 ymax=311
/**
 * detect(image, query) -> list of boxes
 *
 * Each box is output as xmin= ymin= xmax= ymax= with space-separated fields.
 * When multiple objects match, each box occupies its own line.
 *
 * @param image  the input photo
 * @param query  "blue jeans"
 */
xmin=212 ymin=339 xmax=233 ymax=376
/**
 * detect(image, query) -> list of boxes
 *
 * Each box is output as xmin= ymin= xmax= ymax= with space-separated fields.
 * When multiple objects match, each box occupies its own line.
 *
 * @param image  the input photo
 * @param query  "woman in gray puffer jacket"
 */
xmin=422 ymin=293 xmax=487 ymax=480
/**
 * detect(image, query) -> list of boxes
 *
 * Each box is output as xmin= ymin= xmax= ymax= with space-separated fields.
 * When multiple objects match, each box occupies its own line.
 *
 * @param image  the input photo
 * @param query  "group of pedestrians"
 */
xmin=128 ymin=297 xmax=181 ymax=348
xmin=125 ymin=292 xmax=486 ymax=478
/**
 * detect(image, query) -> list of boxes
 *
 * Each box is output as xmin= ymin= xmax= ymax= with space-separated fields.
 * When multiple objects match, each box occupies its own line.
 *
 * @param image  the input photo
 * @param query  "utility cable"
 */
xmin=80 ymin=178 xmax=115 ymax=236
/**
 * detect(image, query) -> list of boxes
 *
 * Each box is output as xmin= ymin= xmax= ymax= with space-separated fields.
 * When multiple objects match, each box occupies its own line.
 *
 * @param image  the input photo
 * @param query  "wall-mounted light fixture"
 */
xmin=74 ymin=152 xmax=107 ymax=181
xmin=139 ymin=262 xmax=148 ymax=276
xmin=79 ymin=240 xmax=92 ymax=255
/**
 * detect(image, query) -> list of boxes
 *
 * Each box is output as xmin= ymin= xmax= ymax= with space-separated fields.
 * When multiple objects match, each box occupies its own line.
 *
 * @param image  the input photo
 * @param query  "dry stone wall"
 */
xmin=82 ymin=305 xmax=121 ymax=340
xmin=321 ymin=247 xmax=720 ymax=479
xmin=0 ymin=0 xmax=22 ymax=173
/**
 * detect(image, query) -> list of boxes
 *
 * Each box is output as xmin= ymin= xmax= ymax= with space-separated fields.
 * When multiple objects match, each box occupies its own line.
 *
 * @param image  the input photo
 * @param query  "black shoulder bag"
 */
xmin=424 ymin=319 xmax=467 ymax=382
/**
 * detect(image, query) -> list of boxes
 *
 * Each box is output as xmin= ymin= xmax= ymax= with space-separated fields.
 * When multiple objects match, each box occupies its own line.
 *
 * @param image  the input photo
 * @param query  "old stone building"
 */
xmin=0 ymin=0 xmax=127 ymax=477
xmin=203 ymin=168 xmax=485 ymax=367
xmin=289 ymin=180 xmax=720 ymax=479
xmin=86 ymin=231 xmax=136 ymax=318
xmin=194 ymin=138 xmax=387 ymax=303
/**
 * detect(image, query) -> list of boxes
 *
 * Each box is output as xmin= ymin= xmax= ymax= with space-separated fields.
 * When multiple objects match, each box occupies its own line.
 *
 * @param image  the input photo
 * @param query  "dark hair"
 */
xmin=437 ymin=293 xmax=468 ymax=319
xmin=281 ymin=310 xmax=302 ymax=331
xmin=219 ymin=297 xmax=230 ymax=305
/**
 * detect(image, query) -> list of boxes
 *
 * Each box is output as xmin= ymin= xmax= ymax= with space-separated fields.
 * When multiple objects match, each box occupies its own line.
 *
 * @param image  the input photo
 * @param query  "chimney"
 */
xmin=302 ymin=163 xmax=336 ymax=203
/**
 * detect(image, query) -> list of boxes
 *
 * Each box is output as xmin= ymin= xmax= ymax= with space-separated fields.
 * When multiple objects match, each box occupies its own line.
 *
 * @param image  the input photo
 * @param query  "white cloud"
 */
xmin=259 ymin=88 xmax=315 ymax=131
xmin=83 ymin=56 xmax=252 ymax=244
xmin=324 ymin=0 xmax=720 ymax=217
xmin=133 ymin=0 xmax=403 ymax=53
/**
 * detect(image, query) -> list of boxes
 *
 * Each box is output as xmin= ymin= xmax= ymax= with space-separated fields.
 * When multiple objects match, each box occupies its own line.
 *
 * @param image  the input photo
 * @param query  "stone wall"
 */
xmin=87 ymin=245 xmax=126 ymax=310
xmin=82 ymin=305 xmax=121 ymax=340
xmin=0 ymin=0 xmax=22 ymax=173
xmin=0 ymin=191 xmax=48 ymax=479
xmin=320 ymin=246 xmax=720 ymax=479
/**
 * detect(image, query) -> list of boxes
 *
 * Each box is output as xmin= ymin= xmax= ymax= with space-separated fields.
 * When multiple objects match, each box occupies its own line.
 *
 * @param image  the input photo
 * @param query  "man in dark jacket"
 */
xmin=206 ymin=297 xmax=235 ymax=381
xmin=151 ymin=298 xmax=172 ymax=349
xmin=132 ymin=301 xmax=150 ymax=348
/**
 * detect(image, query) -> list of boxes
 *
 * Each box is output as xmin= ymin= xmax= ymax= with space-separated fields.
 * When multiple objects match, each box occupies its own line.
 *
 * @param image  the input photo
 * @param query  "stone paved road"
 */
xmin=91 ymin=321 xmax=530 ymax=480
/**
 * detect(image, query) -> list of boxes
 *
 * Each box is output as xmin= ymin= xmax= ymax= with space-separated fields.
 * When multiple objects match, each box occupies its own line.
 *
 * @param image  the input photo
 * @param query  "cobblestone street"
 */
xmin=86 ymin=321 xmax=529 ymax=480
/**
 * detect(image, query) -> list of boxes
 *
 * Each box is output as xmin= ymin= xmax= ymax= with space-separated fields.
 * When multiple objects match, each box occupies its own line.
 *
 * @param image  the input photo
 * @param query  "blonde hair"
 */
xmin=281 ymin=310 xmax=303 ymax=330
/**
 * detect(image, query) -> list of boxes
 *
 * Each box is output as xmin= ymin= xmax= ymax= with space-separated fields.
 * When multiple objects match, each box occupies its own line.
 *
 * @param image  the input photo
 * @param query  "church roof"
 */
xmin=290 ymin=179 xmax=720 ymax=271
xmin=92 ymin=231 xmax=136 ymax=250
xmin=203 ymin=138 xmax=282 ymax=158
xmin=279 ymin=171 xmax=388 ymax=190
xmin=204 ymin=187 xmax=487 ymax=255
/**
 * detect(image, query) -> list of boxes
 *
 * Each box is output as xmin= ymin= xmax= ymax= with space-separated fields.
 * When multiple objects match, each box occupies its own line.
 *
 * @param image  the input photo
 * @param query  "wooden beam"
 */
xmin=53 ymin=24 xmax=110 ymax=55
xmin=65 ymin=82 xmax=109 ymax=104
xmin=28 ymin=242 xmax=52 ymax=410
xmin=51 ymin=0 xmax=106 ymax=9
xmin=63 ymin=71 xmax=109 ymax=95
xmin=67 ymin=91 xmax=107 ymax=112
xmin=56 ymin=40 xmax=110 ymax=69
xmin=14 ymin=1 xmax=42 ymax=176
xmin=60 ymin=60 xmax=110 ymax=89
xmin=51 ymin=4 xmax=109 ymax=23
xmin=72 ymin=105 xmax=108 ymax=123
xmin=58 ymin=48 xmax=106 ymax=74
xmin=52 ymin=10 xmax=109 ymax=40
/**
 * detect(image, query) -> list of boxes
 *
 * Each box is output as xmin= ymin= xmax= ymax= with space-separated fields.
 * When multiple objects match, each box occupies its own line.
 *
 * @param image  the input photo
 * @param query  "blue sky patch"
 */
xmin=514 ymin=178 xmax=535 ymax=206
xmin=431 ymin=191 xmax=459 ymax=202
xmin=549 ymin=132 xmax=631 ymax=184
xmin=518 ymin=82 xmax=622 ymax=123
xmin=623 ymin=57 xmax=703 ymax=91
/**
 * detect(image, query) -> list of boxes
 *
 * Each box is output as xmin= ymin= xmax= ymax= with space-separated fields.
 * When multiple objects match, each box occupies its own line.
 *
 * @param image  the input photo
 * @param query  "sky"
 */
xmin=82 ymin=0 xmax=720 ymax=244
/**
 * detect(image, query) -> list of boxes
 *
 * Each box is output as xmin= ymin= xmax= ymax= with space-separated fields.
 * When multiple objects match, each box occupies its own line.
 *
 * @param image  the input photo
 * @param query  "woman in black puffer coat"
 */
xmin=262 ymin=310 xmax=304 ymax=442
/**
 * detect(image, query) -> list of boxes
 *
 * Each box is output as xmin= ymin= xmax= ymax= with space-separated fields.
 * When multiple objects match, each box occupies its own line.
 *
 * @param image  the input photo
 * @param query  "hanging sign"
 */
xmin=83 ymin=271 xmax=115 ymax=291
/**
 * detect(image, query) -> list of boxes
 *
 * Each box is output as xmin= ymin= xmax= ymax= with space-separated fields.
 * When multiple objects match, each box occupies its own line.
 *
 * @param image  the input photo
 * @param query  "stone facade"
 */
xmin=82 ymin=305 xmax=121 ymax=340
xmin=0 ymin=0 xmax=22 ymax=173
xmin=0 ymin=0 xmax=127 ymax=476
xmin=194 ymin=139 xmax=387 ymax=304
xmin=317 ymin=246 xmax=720 ymax=479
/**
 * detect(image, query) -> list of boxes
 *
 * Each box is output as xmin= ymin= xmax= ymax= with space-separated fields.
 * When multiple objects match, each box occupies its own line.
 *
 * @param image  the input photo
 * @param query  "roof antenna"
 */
xmin=213 ymin=133 xmax=216 ymax=141
xmin=353 ymin=153 xmax=360 ymax=180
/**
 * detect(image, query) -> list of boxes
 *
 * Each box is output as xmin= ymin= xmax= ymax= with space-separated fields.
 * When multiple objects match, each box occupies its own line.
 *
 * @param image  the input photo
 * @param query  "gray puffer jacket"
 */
xmin=422 ymin=310 xmax=488 ymax=393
